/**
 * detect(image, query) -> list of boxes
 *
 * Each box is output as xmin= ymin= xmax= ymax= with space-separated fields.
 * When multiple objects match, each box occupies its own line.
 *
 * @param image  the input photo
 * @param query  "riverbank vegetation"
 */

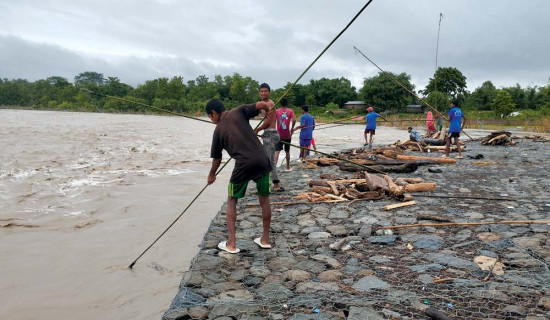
xmin=1 ymin=67 xmax=549 ymax=131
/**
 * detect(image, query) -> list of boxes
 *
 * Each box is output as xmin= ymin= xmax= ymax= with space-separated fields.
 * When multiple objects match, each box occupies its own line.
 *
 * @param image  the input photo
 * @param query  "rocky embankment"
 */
xmin=163 ymin=138 xmax=550 ymax=320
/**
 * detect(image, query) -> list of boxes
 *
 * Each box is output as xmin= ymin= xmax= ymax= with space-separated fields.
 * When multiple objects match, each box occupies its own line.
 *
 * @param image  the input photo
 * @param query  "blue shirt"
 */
xmin=299 ymin=113 xmax=315 ymax=140
xmin=410 ymin=129 xmax=422 ymax=142
xmin=365 ymin=112 xmax=380 ymax=130
xmin=448 ymin=107 xmax=464 ymax=133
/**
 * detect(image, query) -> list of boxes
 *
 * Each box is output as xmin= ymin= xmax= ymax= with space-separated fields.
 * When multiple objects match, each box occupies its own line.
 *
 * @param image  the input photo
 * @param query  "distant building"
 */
xmin=405 ymin=104 xmax=423 ymax=113
xmin=344 ymin=101 xmax=367 ymax=110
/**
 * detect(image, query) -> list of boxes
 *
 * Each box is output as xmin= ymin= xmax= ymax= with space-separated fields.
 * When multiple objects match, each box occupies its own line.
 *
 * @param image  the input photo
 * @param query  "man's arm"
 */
xmin=461 ymin=115 xmax=467 ymax=131
xmin=254 ymin=101 xmax=274 ymax=134
xmin=291 ymin=115 xmax=296 ymax=131
xmin=207 ymin=158 xmax=222 ymax=184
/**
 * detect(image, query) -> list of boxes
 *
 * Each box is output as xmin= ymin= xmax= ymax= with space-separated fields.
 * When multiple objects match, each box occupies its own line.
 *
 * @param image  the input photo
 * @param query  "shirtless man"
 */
xmin=254 ymin=83 xmax=283 ymax=191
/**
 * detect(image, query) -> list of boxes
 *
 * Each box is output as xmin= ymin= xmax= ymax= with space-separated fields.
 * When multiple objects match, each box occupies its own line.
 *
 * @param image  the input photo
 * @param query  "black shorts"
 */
xmin=276 ymin=138 xmax=291 ymax=152
xmin=447 ymin=131 xmax=460 ymax=138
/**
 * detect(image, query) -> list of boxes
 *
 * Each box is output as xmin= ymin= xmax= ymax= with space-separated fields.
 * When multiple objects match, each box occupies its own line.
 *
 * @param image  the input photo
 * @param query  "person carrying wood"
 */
xmin=206 ymin=99 xmax=273 ymax=253
xmin=444 ymin=99 xmax=467 ymax=159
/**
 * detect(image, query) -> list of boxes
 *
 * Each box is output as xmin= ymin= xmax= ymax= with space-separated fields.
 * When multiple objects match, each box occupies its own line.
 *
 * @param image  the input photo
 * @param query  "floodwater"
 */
xmin=0 ymin=109 xmax=489 ymax=320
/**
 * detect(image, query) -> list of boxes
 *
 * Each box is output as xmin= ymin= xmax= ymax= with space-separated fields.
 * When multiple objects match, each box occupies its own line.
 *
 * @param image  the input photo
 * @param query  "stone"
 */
xmin=538 ymin=296 xmax=550 ymax=310
xmin=207 ymin=289 xmax=254 ymax=303
xmin=256 ymin=283 xmax=294 ymax=300
xmin=477 ymin=232 xmax=501 ymax=242
xmin=352 ymin=276 xmax=390 ymax=292
xmin=295 ymin=281 xmax=340 ymax=293
xmin=326 ymin=225 xmax=348 ymax=236
xmin=502 ymin=305 xmax=527 ymax=316
xmin=162 ymin=308 xmax=188 ymax=320
xmin=318 ymin=270 xmax=343 ymax=282
xmin=284 ymin=270 xmax=311 ymax=282
xmin=328 ymin=210 xmax=349 ymax=219
xmin=188 ymin=306 xmax=208 ymax=319
xmin=368 ymin=235 xmax=396 ymax=245
xmin=418 ymin=274 xmax=433 ymax=284
xmin=513 ymin=236 xmax=541 ymax=247
xmin=307 ymin=231 xmax=331 ymax=239
xmin=414 ymin=235 xmax=444 ymax=250
xmin=268 ymin=257 xmax=297 ymax=271
xmin=347 ymin=306 xmax=384 ymax=320
xmin=294 ymin=260 xmax=327 ymax=273
xmin=250 ymin=266 xmax=271 ymax=277
xmin=240 ymin=220 xmax=255 ymax=229
xmin=358 ymin=224 xmax=373 ymax=238
xmin=424 ymin=253 xmax=479 ymax=271
xmin=169 ymin=288 xmax=205 ymax=308
xmin=312 ymin=254 xmax=341 ymax=268
xmin=300 ymin=226 xmax=323 ymax=234
xmin=408 ymin=264 xmax=444 ymax=272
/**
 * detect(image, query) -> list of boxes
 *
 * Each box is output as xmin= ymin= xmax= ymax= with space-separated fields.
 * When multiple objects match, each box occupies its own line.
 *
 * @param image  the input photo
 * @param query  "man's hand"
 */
xmin=207 ymin=173 xmax=216 ymax=185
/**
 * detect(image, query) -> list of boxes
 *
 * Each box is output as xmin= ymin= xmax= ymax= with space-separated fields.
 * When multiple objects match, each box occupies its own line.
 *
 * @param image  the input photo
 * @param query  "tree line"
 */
xmin=1 ymin=68 xmax=549 ymax=117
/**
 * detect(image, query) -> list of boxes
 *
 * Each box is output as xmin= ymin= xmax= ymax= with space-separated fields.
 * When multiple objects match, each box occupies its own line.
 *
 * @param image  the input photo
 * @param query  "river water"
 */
xmin=0 ymin=109 xmax=488 ymax=319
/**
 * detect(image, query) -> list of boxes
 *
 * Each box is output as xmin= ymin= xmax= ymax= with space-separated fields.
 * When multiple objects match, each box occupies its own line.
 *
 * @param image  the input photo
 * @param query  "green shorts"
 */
xmin=228 ymin=172 xmax=270 ymax=198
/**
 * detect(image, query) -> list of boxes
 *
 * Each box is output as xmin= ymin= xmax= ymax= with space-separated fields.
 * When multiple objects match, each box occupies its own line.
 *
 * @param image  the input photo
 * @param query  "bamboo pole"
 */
xmin=411 ymin=194 xmax=517 ymax=201
xmin=379 ymin=220 xmax=550 ymax=230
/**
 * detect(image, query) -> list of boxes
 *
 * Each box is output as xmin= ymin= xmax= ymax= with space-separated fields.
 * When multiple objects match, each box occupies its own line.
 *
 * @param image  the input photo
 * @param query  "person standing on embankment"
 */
xmin=254 ymin=83 xmax=284 ymax=192
xmin=206 ymin=99 xmax=273 ymax=253
xmin=274 ymin=97 xmax=296 ymax=172
xmin=444 ymin=99 xmax=467 ymax=159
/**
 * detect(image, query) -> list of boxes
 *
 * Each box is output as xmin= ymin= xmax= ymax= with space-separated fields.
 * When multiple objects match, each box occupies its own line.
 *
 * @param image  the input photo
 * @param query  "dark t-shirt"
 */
xmin=210 ymin=103 xmax=272 ymax=184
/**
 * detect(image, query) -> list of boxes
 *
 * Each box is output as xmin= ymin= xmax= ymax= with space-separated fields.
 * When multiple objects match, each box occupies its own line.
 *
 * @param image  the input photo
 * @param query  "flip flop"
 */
xmin=218 ymin=241 xmax=240 ymax=254
xmin=455 ymin=155 xmax=464 ymax=159
xmin=274 ymin=187 xmax=285 ymax=192
xmin=284 ymin=168 xmax=293 ymax=172
xmin=254 ymin=237 xmax=272 ymax=249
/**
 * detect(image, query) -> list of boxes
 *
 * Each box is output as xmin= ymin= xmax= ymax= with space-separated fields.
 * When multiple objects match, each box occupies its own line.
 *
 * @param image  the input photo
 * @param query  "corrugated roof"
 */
xmin=344 ymin=101 xmax=367 ymax=104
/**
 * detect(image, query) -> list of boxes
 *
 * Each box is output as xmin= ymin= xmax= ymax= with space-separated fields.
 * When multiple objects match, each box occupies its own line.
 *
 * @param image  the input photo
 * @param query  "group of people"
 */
xmin=406 ymin=99 xmax=466 ymax=158
xmin=205 ymin=83 xmax=315 ymax=253
xmin=205 ymin=85 xmax=467 ymax=253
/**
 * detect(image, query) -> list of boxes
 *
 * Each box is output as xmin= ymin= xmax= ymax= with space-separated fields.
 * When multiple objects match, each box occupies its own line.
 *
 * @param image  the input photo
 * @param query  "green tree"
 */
xmin=74 ymin=71 xmax=105 ymax=86
xmin=358 ymin=72 xmax=415 ymax=112
xmin=308 ymin=77 xmax=357 ymax=108
xmin=104 ymin=77 xmax=133 ymax=97
xmin=423 ymin=67 xmax=467 ymax=99
xmin=491 ymin=90 xmax=515 ymax=117
xmin=467 ymin=81 xmax=496 ymax=110
xmin=424 ymin=91 xmax=450 ymax=113
xmin=502 ymin=84 xmax=526 ymax=109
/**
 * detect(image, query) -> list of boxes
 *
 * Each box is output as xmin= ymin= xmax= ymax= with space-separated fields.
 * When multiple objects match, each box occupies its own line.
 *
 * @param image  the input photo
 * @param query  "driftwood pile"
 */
xmin=481 ymin=131 xmax=516 ymax=146
xmin=296 ymin=172 xmax=436 ymax=206
xmin=396 ymin=128 xmax=465 ymax=153
xmin=304 ymin=146 xmax=455 ymax=173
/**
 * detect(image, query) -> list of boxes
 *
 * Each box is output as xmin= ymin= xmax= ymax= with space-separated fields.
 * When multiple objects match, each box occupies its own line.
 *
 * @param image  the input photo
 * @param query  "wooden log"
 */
xmin=311 ymin=186 xmax=331 ymax=194
xmin=404 ymin=182 xmax=436 ymax=193
xmin=487 ymin=133 xmax=507 ymax=144
xmin=384 ymin=200 xmax=416 ymax=210
xmin=326 ymin=181 xmax=340 ymax=196
xmin=383 ymin=175 xmax=404 ymax=196
xmin=423 ymin=138 xmax=446 ymax=146
xmin=308 ymin=179 xmax=330 ymax=187
xmin=338 ymin=162 xmax=418 ymax=173
xmin=425 ymin=307 xmax=453 ymax=320
xmin=394 ymin=178 xmax=409 ymax=186
xmin=402 ymin=178 xmax=423 ymax=184
xmin=365 ymin=173 xmax=389 ymax=192
xmin=331 ymin=178 xmax=366 ymax=184
xmin=425 ymin=145 xmax=465 ymax=151
xmin=396 ymin=154 xmax=456 ymax=164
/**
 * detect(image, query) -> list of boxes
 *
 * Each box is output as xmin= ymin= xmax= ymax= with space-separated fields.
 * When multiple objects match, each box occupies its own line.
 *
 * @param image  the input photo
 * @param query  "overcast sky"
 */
xmin=1 ymin=0 xmax=549 ymax=93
